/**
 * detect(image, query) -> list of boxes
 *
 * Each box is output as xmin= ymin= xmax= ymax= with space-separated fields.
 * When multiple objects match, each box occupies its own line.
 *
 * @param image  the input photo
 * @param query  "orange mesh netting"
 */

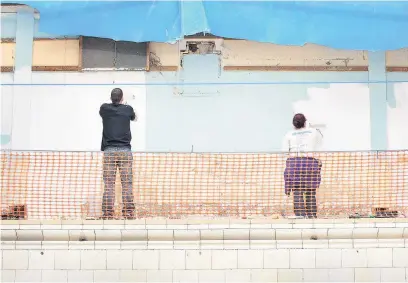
xmin=1 ymin=150 xmax=407 ymax=219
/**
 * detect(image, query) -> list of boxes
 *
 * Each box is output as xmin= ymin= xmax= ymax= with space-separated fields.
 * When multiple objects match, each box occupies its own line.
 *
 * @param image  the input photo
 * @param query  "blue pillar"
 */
xmin=11 ymin=8 xmax=35 ymax=149
xmin=0 ymin=13 xmax=18 ymax=148
xmin=368 ymin=51 xmax=387 ymax=150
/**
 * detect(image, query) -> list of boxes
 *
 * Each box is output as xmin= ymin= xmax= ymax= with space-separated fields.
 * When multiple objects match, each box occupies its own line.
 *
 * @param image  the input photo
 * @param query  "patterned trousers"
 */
xmin=284 ymin=157 xmax=322 ymax=218
xmin=102 ymin=147 xmax=135 ymax=216
xmin=293 ymin=188 xmax=317 ymax=218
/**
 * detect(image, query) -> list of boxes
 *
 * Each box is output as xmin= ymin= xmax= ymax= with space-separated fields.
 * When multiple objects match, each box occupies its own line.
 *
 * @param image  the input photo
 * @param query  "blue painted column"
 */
xmin=11 ymin=8 xmax=35 ymax=150
xmin=0 ymin=13 xmax=17 ymax=148
xmin=368 ymin=51 xmax=387 ymax=150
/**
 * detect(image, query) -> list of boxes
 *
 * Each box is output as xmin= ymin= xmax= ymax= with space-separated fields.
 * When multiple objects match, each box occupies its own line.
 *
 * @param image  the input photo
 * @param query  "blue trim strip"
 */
xmin=1 ymin=80 xmax=407 ymax=87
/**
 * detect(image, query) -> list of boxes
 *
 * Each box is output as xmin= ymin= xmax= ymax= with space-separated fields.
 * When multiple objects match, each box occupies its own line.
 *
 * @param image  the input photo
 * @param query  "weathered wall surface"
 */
xmin=146 ymin=42 xmax=408 ymax=152
xmin=2 ymin=9 xmax=408 ymax=152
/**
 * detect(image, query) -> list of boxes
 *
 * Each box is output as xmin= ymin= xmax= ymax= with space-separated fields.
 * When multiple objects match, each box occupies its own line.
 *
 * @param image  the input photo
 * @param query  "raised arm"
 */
xmin=282 ymin=134 xmax=290 ymax=152
xmin=315 ymin=128 xmax=324 ymax=151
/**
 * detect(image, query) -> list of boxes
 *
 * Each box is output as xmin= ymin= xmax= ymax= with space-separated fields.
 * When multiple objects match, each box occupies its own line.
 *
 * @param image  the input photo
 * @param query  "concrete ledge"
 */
xmin=3 ymin=217 xmax=408 ymax=226
xmin=1 ymin=239 xmax=408 ymax=250
xmin=1 ymin=219 xmax=407 ymax=242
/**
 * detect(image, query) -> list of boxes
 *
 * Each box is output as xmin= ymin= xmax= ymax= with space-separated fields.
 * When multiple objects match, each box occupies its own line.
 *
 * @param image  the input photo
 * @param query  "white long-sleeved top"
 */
xmin=282 ymin=127 xmax=323 ymax=153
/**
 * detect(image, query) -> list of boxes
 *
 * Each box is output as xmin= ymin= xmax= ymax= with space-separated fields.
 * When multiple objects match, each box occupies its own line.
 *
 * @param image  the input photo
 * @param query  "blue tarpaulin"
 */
xmin=4 ymin=1 xmax=408 ymax=51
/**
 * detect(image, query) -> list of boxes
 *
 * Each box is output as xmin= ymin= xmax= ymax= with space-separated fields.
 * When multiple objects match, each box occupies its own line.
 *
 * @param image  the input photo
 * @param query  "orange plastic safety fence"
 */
xmin=1 ymin=150 xmax=407 ymax=220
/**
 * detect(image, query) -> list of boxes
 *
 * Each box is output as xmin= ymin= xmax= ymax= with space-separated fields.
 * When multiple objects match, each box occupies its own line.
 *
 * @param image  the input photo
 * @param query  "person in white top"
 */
xmin=282 ymin=113 xmax=323 ymax=218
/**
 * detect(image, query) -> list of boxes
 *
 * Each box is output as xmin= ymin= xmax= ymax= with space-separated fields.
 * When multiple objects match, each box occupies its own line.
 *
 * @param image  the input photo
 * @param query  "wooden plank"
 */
xmin=1 ymin=38 xmax=15 ymax=43
xmin=3 ymin=66 xmax=81 ymax=72
xmin=33 ymin=37 xmax=79 ymax=41
xmin=387 ymin=67 xmax=408 ymax=72
xmin=2 ymin=37 xmax=78 ymax=42
xmin=32 ymin=66 xmax=81 ymax=72
xmin=1 ymin=66 xmax=13 ymax=72
xmin=148 ymin=66 xmax=179 ymax=72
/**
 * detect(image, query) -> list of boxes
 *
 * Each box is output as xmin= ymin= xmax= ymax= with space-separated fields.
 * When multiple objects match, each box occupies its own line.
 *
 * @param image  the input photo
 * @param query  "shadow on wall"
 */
xmin=0 ymin=135 xmax=11 ymax=146
xmin=1 ymin=78 xmax=13 ymax=148
xmin=386 ymin=74 xmax=408 ymax=109
xmin=145 ymin=54 xmax=371 ymax=152
xmin=386 ymin=72 xmax=408 ymax=149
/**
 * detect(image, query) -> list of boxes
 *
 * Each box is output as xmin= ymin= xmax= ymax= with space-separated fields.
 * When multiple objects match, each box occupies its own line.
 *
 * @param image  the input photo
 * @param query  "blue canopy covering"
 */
xmin=5 ymin=1 xmax=408 ymax=51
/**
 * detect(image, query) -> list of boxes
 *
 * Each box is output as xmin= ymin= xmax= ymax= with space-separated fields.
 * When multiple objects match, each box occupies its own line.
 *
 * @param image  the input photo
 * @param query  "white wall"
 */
xmin=2 ymin=37 xmax=408 ymax=152
xmin=146 ymin=67 xmax=372 ymax=152
xmin=0 ymin=72 xmax=147 ymax=151
xmin=293 ymin=83 xmax=371 ymax=151
xmin=145 ymin=41 xmax=408 ymax=152
xmin=2 ymin=71 xmax=406 ymax=153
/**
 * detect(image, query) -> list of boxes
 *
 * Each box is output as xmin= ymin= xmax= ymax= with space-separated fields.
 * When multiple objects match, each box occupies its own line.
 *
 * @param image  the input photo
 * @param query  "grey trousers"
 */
xmin=102 ymin=147 xmax=135 ymax=215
